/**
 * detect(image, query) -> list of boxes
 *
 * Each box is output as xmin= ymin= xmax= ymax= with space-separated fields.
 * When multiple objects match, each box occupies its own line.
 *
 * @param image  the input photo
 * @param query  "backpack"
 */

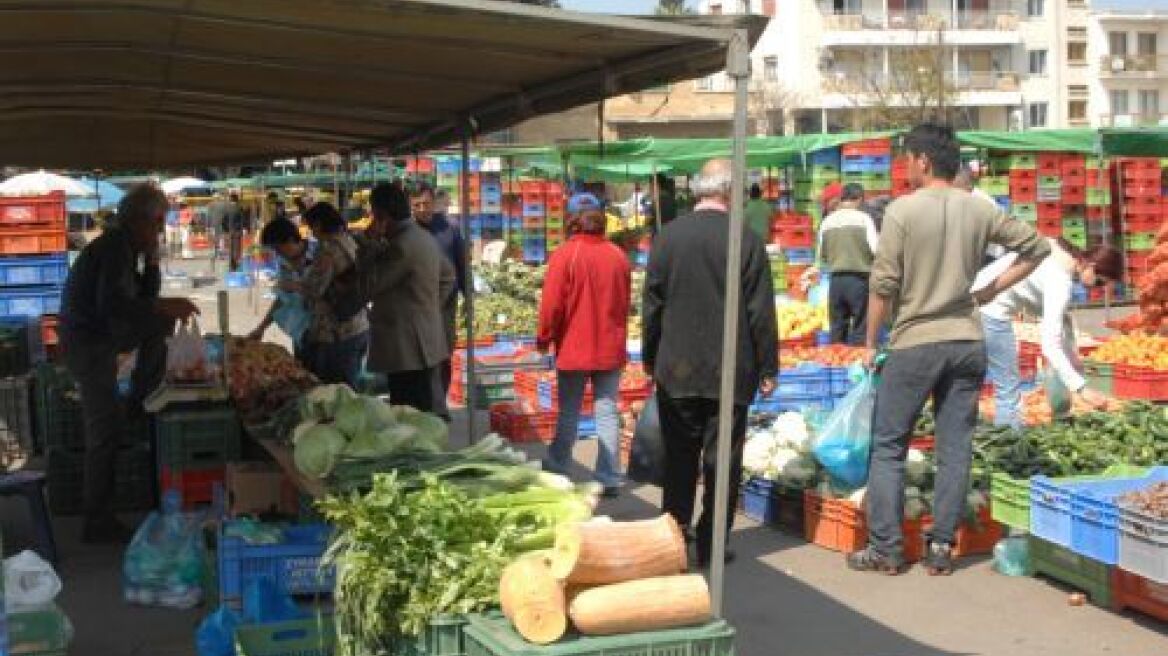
xmin=323 ymin=235 xmax=368 ymax=323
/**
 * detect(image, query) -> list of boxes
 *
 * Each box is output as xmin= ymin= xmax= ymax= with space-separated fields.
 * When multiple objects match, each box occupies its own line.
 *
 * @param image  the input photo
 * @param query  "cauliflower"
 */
xmin=772 ymin=412 xmax=812 ymax=451
xmin=743 ymin=431 xmax=779 ymax=478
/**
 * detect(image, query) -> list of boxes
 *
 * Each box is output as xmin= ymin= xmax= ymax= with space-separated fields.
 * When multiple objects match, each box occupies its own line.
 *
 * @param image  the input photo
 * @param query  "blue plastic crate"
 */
xmin=578 ymin=416 xmax=596 ymax=437
xmin=1031 ymin=476 xmax=1076 ymax=547
xmin=752 ymin=393 xmax=833 ymax=415
xmin=522 ymin=203 xmax=545 ymax=218
xmin=994 ymin=196 xmax=1011 ymax=212
xmin=1069 ymin=467 xmax=1168 ymax=564
xmin=784 ymin=248 xmax=814 ymax=265
xmin=225 ymin=271 xmax=254 ymax=288
xmin=218 ymin=522 xmax=335 ymax=610
xmin=742 ymin=478 xmax=780 ymax=524
xmin=480 ymin=201 xmax=503 ymax=214
xmin=1070 ymin=283 xmax=1088 ymax=304
xmin=0 ymin=254 xmax=68 ymax=287
xmin=0 ymin=286 xmax=61 ymax=318
xmin=809 ymin=149 xmax=841 ymax=167
xmin=776 ymin=365 xmax=831 ymax=396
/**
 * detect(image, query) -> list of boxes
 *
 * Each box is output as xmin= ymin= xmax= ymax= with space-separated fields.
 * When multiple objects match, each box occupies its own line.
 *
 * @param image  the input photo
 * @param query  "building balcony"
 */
xmin=818 ymin=7 xmax=1023 ymax=46
xmin=822 ymin=70 xmax=1020 ymax=93
xmin=1098 ymin=54 xmax=1168 ymax=79
xmin=1098 ymin=113 xmax=1168 ymax=128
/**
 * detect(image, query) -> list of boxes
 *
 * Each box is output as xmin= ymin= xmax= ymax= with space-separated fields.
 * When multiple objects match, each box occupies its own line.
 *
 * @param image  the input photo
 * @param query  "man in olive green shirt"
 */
xmin=744 ymin=183 xmax=773 ymax=242
xmin=849 ymin=124 xmax=1050 ymax=576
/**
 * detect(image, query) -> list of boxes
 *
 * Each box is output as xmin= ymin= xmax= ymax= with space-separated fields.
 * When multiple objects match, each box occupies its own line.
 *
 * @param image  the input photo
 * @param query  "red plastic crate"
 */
xmin=1123 ymin=168 xmax=1162 ymax=183
xmin=776 ymin=226 xmax=813 ymax=248
xmin=0 ymin=193 xmax=67 ymax=227
xmin=1037 ymin=216 xmax=1062 ymax=235
xmin=1113 ymin=365 xmax=1168 ymax=402
xmin=923 ymin=507 xmax=1002 ymax=557
xmin=40 ymin=314 xmax=58 ymax=347
xmin=1123 ymin=183 xmax=1162 ymax=199
xmin=1011 ymin=183 xmax=1037 ymax=202
xmin=772 ymin=212 xmax=812 ymax=230
xmin=842 ymin=138 xmax=892 ymax=157
xmin=1087 ymin=206 xmax=1110 ymax=221
xmin=1125 ymin=215 xmax=1164 ymax=232
xmin=1037 ymin=202 xmax=1062 ymax=220
xmin=830 ymin=495 xmax=924 ymax=563
xmin=1087 ymin=169 xmax=1109 ymax=185
xmin=1009 ymin=169 xmax=1037 ymax=183
xmin=0 ymin=227 xmax=67 ymax=255
xmin=159 ymin=466 xmax=225 ymax=509
xmin=1127 ymin=252 xmax=1150 ymax=269
xmin=489 ymin=402 xmax=556 ymax=443
xmin=1037 ymin=154 xmax=1062 ymax=176
xmin=1112 ymin=569 xmax=1168 ymax=622
xmin=1062 ymin=185 xmax=1086 ymax=205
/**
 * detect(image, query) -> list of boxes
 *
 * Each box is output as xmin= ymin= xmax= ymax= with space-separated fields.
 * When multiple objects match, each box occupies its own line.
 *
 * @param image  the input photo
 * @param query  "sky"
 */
xmin=560 ymin=0 xmax=669 ymax=14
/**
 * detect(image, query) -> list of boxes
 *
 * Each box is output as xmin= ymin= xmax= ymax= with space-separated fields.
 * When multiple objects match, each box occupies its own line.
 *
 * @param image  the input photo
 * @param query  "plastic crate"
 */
xmin=1028 ymin=536 xmax=1113 ymax=607
xmin=1123 ymin=231 xmax=1159 ymax=252
xmin=1067 ymin=468 xmax=1168 ymax=565
xmin=156 ymin=404 xmax=242 ymax=469
xmin=159 ymin=465 xmax=225 ymax=510
xmin=1087 ymin=188 xmax=1112 ymax=206
xmin=0 ymin=320 xmax=31 ymax=377
xmin=5 ymin=605 xmax=71 ymax=656
xmin=741 ymin=477 xmax=781 ymax=524
xmin=1118 ymin=504 xmax=1168 ymax=584
xmin=0 ymin=255 xmax=68 ymax=288
xmin=0 ymin=286 xmax=61 ymax=318
xmin=1113 ymin=365 xmax=1168 ymax=402
xmin=218 ymin=522 xmax=335 ymax=610
xmin=0 ymin=228 xmax=67 ymax=256
xmin=994 ymin=464 xmax=1149 ymax=532
xmin=0 ymin=194 xmax=66 ymax=228
xmin=775 ymin=364 xmax=831 ymax=396
xmin=1111 ymin=568 xmax=1168 ymax=622
xmin=46 ymin=443 xmax=155 ymax=515
xmin=413 ymin=615 xmax=469 ymax=656
xmin=234 ymin=617 xmax=336 ymax=656
xmin=463 ymin=613 xmax=735 ymax=656
xmin=0 ymin=374 xmax=33 ymax=455
xmin=32 ymin=363 xmax=91 ymax=452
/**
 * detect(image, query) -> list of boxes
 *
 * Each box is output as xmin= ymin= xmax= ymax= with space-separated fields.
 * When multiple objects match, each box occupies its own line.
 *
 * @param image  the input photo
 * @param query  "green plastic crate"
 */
xmin=991 ymin=464 xmax=1149 ymax=531
xmin=1012 ymin=203 xmax=1037 ymax=222
xmin=1125 ymin=232 xmax=1157 ymax=251
xmin=1061 ymin=217 xmax=1086 ymax=231
xmin=46 ymin=442 xmax=155 ymax=515
xmin=1029 ymin=536 xmax=1113 ymax=607
xmin=473 ymin=381 xmax=515 ymax=410
xmin=413 ymin=615 xmax=469 ymax=656
xmin=463 ymin=613 xmax=735 ymax=656
xmin=978 ymin=177 xmax=1009 ymax=196
xmin=862 ymin=175 xmax=892 ymax=191
xmin=6 ymin=605 xmax=71 ymax=656
xmin=156 ymin=404 xmax=242 ymax=469
xmin=1008 ymin=153 xmax=1038 ymax=169
xmin=235 ymin=617 xmax=336 ymax=656
xmin=1083 ymin=360 xmax=1114 ymax=396
xmin=1063 ymin=229 xmax=1087 ymax=250
xmin=1086 ymin=188 xmax=1112 ymax=206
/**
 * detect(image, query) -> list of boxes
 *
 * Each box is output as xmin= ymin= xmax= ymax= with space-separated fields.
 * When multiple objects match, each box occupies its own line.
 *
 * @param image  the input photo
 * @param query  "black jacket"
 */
xmin=643 ymin=209 xmax=779 ymax=406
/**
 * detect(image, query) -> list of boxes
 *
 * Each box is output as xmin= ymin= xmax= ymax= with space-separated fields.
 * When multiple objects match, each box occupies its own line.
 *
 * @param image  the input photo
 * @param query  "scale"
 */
xmin=144 ymin=290 xmax=232 ymax=412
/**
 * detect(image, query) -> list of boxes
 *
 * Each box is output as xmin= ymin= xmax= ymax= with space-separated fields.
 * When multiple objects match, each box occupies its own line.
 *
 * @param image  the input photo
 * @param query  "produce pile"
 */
xmin=783 ymin=345 xmax=864 ymax=367
xmin=978 ymin=387 xmax=1125 ymax=426
xmin=743 ymin=412 xmax=817 ymax=487
xmin=972 ymin=402 xmax=1168 ymax=479
xmin=1090 ymin=333 xmax=1168 ymax=370
xmin=1118 ymin=481 xmax=1168 ymax=520
xmin=1108 ymin=222 xmax=1168 ymax=335
xmin=227 ymin=338 xmax=317 ymax=424
xmin=462 ymin=261 xmax=544 ymax=339
xmin=776 ymin=301 xmax=826 ymax=341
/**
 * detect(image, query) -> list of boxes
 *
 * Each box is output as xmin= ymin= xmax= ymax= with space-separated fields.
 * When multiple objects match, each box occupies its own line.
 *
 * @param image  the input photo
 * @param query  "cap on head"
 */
xmin=841 ymin=183 xmax=865 ymax=202
xmin=821 ymin=181 xmax=844 ymax=207
xmin=567 ymin=192 xmax=603 ymax=214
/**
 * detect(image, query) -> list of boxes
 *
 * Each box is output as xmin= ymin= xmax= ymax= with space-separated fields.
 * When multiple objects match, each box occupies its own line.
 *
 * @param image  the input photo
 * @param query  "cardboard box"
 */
xmin=226 ymin=462 xmax=298 ymax=517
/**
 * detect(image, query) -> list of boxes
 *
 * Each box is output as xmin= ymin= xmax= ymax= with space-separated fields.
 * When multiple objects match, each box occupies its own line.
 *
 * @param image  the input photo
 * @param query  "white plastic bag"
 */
xmin=166 ymin=318 xmax=209 ymax=383
xmin=4 ymin=550 xmax=63 ymax=611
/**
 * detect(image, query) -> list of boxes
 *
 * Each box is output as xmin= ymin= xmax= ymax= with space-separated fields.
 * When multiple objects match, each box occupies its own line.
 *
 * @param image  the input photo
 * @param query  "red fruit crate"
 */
xmin=1123 ymin=184 xmax=1162 ymax=199
xmin=1037 ymin=222 xmax=1062 ymax=238
xmin=1037 ymin=202 xmax=1062 ymax=220
xmin=922 ymin=506 xmax=1002 ymax=557
xmin=0 ymin=193 xmax=67 ymax=227
xmin=489 ymin=402 xmax=556 ymax=443
xmin=1038 ymin=154 xmax=1062 ymax=176
xmin=1011 ymin=183 xmax=1037 ymax=203
xmin=1009 ymin=169 xmax=1038 ymax=183
xmin=1123 ymin=168 xmax=1162 ymax=183
xmin=1127 ymin=252 xmax=1150 ymax=269
xmin=1087 ymin=206 xmax=1110 ymax=221
xmin=1113 ymin=365 xmax=1168 ymax=402
xmin=772 ymin=212 xmax=813 ymax=229
xmin=1112 ymin=569 xmax=1168 ymax=622
xmin=1125 ymin=215 xmax=1163 ymax=232
xmin=159 ymin=466 xmax=225 ymax=509
xmin=0 ymin=227 xmax=68 ymax=255
xmin=1062 ymin=185 xmax=1086 ymax=205
xmin=776 ymin=226 xmax=814 ymax=248
xmin=842 ymin=139 xmax=892 ymax=157
xmin=802 ymin=491 xmax=923 ymax=563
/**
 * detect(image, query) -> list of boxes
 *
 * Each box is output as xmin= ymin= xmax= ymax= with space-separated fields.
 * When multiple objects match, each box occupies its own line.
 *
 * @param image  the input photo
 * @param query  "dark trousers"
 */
xmin=64 ymin=329 xmax=167 ymax=523
xmin=385 ymin=366 xmax=446 ymax=415
xmin=829 ymin=273 xmax=870 ymax=346
xmin=656 ymin=389 xmax=747 ymax=562
xmin=303 ymin=332 xmax=369 ymax=389
xmin=228 ymin=229 xmax=243 ymax=271
xmin=866 ymin=341 xmax=986 ymax=559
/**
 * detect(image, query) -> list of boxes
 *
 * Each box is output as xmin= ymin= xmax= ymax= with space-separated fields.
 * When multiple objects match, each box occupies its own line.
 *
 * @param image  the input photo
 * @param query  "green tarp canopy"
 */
xmin=1098 ymin=128 xmax=1168 ymax=158
xmin=956 ymin=129 xmax=1098 ymax=154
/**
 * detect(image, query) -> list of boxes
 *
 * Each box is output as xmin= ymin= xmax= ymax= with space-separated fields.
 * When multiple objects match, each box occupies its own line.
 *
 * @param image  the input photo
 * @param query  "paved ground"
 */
xmin=1 ymin=256 xmax=1163 ymax=655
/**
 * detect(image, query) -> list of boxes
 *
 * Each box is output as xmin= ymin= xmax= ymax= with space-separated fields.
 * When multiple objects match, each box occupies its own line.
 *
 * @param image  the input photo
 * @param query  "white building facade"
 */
xmin=1087 ymin=7 xmax=1168 ymax=127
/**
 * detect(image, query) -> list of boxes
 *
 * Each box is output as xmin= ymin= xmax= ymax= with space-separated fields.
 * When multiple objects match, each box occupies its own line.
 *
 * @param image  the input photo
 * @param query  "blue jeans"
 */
xmin=982 ymin=315 xmax=1022 ymax=429
xmin=544 ymin=369 xmax=623 ymax=488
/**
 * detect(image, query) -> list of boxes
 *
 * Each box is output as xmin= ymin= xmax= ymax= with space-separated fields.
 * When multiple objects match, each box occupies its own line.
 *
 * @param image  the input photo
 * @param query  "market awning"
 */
xmin=0 ymin=0 xmax=764 ymax=169
xmin=1098 ymin=128 xmax=1168 ymax=158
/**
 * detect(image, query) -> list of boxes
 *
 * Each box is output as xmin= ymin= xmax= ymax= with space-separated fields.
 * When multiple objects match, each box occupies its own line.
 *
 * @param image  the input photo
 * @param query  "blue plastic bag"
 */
xmin=196 ymin=607 xmax=241 ymax=656
xmin=123 ymin=491 xmax=206 ymax=610
xmin=812 ymin=371 xmax=876 ymax=489
xmin=272 ymin=289 xmax=311 ymax=347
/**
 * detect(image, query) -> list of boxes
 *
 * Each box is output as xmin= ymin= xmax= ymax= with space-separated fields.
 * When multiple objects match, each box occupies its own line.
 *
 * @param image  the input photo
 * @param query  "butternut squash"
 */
xmin=550 ymin=515 xmax=687 ymax=585
xmin=499 ymin=553 xmax=567 ymax=644
xmin=569 ymin=575 xmax=712 ymax=636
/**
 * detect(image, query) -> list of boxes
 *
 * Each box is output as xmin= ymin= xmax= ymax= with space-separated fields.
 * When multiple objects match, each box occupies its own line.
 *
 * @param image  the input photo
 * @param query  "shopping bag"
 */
xmin=123 ymin=503 xmax=206 ymax=610
xmin=166 ymin=319 xmax=210 ymax=383
xmin=272 ymin=289 xmax=312 ymax=346
xmin=628 ymin=393 xmax=665 ymax=486
xmin=812 ymin=372 xmax=877 ymax=489
xmin=3 ymin=550 xmax=62 ymax=611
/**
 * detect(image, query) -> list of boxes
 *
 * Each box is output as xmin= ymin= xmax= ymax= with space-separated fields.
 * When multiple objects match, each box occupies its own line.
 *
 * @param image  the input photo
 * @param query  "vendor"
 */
xmin=59 ymin=183 xmax=200 ymax=544
xmin=976 ymin=238 xmax=1122 ymax=428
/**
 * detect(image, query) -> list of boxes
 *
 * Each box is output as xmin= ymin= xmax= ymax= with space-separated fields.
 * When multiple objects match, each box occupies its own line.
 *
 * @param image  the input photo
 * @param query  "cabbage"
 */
xmin=300 ymin=384 xmax=355 ymax=421
xmin=292 ymin=420 xmax=319 ymax=445
xmin=343 ymin=430 xmax=384 ymax=458
xmin=293 ymin=424 xmax=348 ymax=478
xmin=396 ymin=412 xmax=449 ymax=450
xmin=360 ymin=396 xmax=398 ymax=432
xmin=775 ymin=449 xmax=816 ymax=484
xmin=334 ymin=394 xmax=368 ymax=438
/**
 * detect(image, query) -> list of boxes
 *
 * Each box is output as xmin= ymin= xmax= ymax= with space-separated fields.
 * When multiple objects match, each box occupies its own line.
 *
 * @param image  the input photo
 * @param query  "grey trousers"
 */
xmin=63 ymin=327 xmax=168 ymax=522
xmin=866 ymin=340 xmax=986 ymax=559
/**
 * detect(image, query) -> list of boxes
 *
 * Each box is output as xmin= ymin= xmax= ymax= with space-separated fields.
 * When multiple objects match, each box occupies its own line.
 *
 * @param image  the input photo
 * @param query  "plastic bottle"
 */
xmin=992 ymin=535 xmax=1031 ymax=577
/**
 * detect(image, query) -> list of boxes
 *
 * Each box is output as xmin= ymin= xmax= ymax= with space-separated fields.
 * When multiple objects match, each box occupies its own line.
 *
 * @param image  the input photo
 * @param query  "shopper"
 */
xmin=810 ymin=183 xmax=879 ymax=346
xmin=744 ymin=183 xmax=773 ymax=241
xmin=361 ymin=182 xmax=455 ymax=414
xmin=248 ymin=218 xmax=315 ymax=366
xmin=60 ymin=184 xmax=200 ymax=543
xmin=853 ymin=124 xmax=1051 ymax=576
xmin=537 ymin=193 xmax=632 ymax=497
xmin=977 ymin=239 xmax=1120 ymax=428
xmin=284 ymin=203 xmax=369 ymax=388
xmin=411 ymin=184 xmax=468 ymax=397
xmin=643 ymin=158 xmax=779 ymax=567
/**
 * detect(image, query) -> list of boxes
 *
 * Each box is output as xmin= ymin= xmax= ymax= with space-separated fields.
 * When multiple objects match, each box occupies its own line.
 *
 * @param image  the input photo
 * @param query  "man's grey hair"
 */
xmin=110 ymin=183 xmax=168 ymax=229
xmin=691 ymin=168 xmax=733 ymax=199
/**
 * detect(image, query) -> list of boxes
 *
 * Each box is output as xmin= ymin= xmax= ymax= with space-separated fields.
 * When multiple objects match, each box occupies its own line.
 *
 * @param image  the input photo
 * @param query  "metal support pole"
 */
xmin=711 ymin=28 xmax=751 ymax=619
xmin=651 ymin=161 xmax=662 ymax=234
xmin=461 ymin=127 xmax=477 ymax=444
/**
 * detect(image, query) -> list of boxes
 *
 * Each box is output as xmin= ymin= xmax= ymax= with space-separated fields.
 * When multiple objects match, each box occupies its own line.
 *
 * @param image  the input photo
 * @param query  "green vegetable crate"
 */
xmin=235 ymin=617 xmax=336 ymax=656
xmin=463 ymin=614 xmax=735 ymax=656
xmin=1083 ymin=360 xmax=1114 ymax=396
xmin=1028 ymin=536 xmax=1112 ymax=607
xmin=5 ymin=604 xmax=72 ymax=656
xmin=407 ymin=615 xmax=469 ymax=656
xmin=990 ymin=464 xmax=1148 ymax=531
xmin=156 ymin=404 xmax=242 ymax=470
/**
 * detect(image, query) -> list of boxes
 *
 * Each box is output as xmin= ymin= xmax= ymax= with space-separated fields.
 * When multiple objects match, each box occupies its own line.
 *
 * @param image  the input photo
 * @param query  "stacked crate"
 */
xmin=792 ymin=148 xmax=841 ymax=228
xmin=978 ymin=172 xmax=1010 ymax=214
xmin=891 ymin=155 xmax=914 ymax=198
xmin=1058 ymin=154 xmax=1091 ymax=256
xmin=1117 ymin=158 xmax=1164 ymax=292
xmin=518 ymin=181 xmax=547 ymax=263
xmin=841 ymin=138 xmax=893 ymax=200
xmin=1001 ymin=152 xmax=1039 ymax=228
xmin=771 ymin=211 xmax=814 ymax=271
xmin=155 ymin=403 xmax=242 ymax=510
xmin=0 ymin=192 xmax=68 ymax=363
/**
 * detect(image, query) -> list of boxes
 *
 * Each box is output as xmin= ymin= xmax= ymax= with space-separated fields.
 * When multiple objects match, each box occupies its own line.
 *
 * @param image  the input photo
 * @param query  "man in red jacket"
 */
xmin=537 ymin=193 xmax=632 ymax=497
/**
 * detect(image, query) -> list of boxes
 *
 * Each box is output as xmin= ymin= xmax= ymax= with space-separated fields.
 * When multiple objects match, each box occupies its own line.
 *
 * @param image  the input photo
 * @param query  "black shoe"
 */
xmin=922 ymin=542 xmax=955 ymax=576
xmin=846 ymin=547 xmax=907 ymax=575
xmin=81 ymin=517 xmax=136 ymax=545
xmin=696 ymin=550 xmax=737 ymax=569
xmin=601 ymin=487 xmax=621 ymax=499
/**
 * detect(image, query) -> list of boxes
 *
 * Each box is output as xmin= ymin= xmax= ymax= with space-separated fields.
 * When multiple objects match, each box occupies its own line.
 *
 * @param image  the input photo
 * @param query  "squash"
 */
xmin=550 ymin=515 xmax=687 ymax=585
xmin=499 ymin=553 xmax=567 ymax=644
xmin=569 ymin=575 xmax=712 ymax=636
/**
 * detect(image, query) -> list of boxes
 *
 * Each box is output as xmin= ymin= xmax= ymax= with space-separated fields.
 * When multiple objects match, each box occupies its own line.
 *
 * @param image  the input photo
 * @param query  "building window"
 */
xmin=1027 ymin=0 xmax=1044 ymax=17
xmin=1068 ymin=84 xmax=1088 ymax=98
xmin=695 ymin=75 xmax=713 ymax=91
xmin=763 ymin=56 xmax=778 ymax=82
xmin=1067 ymin=41 xmax=1087 ymax=65
xmin=1139 ymin=90 xmax=1160 ymax=118
xmin=1137 ymin=33 xmax=1158 ymax=56
xmin=1068 ymin=100 xmax=1087 ymax=121
xmin=1111 ymin=89 xmax=1130 ymax=115
xmin=709 ymin=3 xmax=722 ymax=14
xmin=1028 ymin=50 xmax=1048 ymax=76
xmin=1067 ymin=0 xmax=1086 ymax=7
xmin=1109 ymin=31 xmax=1129 ymax=56
xmin=762 ymin=0 xmax=776 ymax=16
xmin=1028 ymin=102 xmax=1048 ymax=128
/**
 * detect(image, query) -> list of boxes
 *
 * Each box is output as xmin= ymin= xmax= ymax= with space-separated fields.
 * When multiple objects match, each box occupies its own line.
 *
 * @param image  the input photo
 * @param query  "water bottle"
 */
xmin=992 ymin=535 xmax=1031 ymax=577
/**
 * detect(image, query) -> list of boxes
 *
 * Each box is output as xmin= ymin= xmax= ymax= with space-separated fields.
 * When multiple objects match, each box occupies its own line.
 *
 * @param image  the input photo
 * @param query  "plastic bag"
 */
xmin=813 ymin=372 xmax=876 ymax=489
xmin=196 ymin=606 xmax=241 ymax=656
xmin=123 ymin=492 xmax=206 ymax=610
xmin=166 ymin=319 xmax=210 ymax=383
xmin=272 ymin=289 xmax=312 ymax=346
xmin=4 ymin=550 xmax=62 ymax=611
xmin=628 ymin=393 xmax=665 ymax=486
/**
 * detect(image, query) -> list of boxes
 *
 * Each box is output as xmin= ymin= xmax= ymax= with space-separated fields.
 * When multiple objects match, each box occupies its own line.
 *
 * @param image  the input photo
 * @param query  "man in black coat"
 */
xmin=643 ymin=158 xmax=779 ymax=567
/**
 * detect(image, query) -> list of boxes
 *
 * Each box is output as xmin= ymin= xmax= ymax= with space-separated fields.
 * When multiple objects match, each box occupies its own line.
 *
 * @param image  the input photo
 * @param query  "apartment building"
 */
xmin=1087 ymin=6 xmax=1168 ymax=127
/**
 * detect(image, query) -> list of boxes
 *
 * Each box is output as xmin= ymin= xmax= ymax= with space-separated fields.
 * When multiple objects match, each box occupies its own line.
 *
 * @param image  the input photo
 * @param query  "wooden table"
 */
xmin=257 ymin=438 xmax=328 ymax=499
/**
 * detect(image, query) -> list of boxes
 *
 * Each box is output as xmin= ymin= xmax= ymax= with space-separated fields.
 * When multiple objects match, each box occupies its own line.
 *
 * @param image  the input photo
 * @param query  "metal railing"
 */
xmin=819 ymin=8 xmax=1019 ymax=31
xmin=823 ymin=70 xmax=1019 ymax=93
xmin=1098 ymin=54 xmax=1167 ymax=77
xmin=1097 ymin=113 xmax=1168 ymax=127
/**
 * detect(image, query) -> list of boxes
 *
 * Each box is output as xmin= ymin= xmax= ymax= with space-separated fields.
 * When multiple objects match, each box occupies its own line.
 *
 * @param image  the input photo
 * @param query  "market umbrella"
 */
xmin=0 ymin=170 xmax=94 ymax=197
xmin=67 ymin=177 xmax=125 ymax=213
xmin=161 ymin=176 xmax=210 ymax=195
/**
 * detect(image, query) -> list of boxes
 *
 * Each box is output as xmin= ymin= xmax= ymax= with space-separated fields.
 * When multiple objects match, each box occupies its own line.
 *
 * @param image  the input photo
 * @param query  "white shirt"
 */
xmin=978 ymin=240 xmax=1085 ymax=391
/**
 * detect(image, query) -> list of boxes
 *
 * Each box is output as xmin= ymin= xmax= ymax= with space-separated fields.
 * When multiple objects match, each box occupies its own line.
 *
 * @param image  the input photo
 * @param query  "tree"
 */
xmin=655 ymin=0 xmax=694 ymax=15
xmin=750 ymin=78 xmax=802 ymax=136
